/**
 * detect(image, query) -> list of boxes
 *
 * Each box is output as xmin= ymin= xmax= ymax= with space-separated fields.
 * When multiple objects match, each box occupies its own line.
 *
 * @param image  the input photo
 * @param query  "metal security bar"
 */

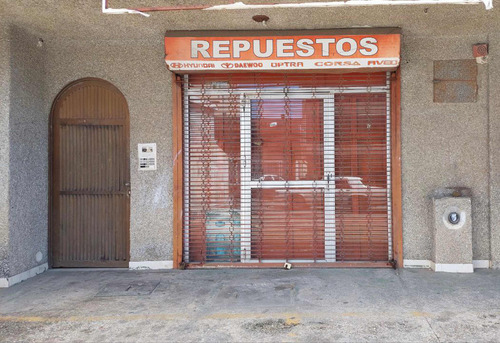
xmin=181 ymin=73 xmax=392 ymax=265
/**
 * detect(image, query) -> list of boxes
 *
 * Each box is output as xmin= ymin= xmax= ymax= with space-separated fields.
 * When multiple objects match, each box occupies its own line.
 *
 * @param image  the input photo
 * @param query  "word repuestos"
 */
xmin=191 ymin=37 xmax=379 ymax=59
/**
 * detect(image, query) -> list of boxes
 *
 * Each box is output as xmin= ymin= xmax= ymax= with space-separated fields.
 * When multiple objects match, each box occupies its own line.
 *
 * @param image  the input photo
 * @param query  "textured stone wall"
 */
xmin=488 ymin=32 xmax=500 ymax=268
xmin=7 ymin=25 xmax=48 ymax=276
xmin=0 ymin=17 xmax=11 ymax=278
xmin=400 ymin=34 xmax=490 ymax=260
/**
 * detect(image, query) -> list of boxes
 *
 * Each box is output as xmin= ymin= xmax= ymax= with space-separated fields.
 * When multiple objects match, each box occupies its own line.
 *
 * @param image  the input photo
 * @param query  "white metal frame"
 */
xmin=183 ymin=78 xmax=392 ymax=264
xmin=240 ymin=92 xmax=336 ymax=263
xmin=385 ymin=73 xmax=393 ymax=260
xmin=182 ymin=75 xmax=190 ymax=262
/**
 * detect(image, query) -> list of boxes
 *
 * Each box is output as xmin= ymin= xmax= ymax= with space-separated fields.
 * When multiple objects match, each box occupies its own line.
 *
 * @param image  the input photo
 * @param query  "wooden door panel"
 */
xmin=57 ymin=195 xmax=128 ymax=266
xmin=59 ymin=125 xmax=126 ymax=192
xmin=51 ymin=79 xmax=130 ymax=268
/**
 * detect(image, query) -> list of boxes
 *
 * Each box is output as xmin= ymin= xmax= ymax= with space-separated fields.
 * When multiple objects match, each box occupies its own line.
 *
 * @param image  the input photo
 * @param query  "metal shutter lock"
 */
xmin=448 ymin=212 xmax=460 ymax=225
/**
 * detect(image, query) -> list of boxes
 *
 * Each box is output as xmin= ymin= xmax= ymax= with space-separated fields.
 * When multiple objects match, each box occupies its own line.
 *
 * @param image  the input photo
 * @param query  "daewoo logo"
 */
xmin=221 ymin=63 xmax=234 ymax=69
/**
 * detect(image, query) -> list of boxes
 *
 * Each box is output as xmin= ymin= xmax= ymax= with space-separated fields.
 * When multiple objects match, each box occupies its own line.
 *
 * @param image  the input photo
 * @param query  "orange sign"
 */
xmin=165 ymin=33 xmax=400 ymax=71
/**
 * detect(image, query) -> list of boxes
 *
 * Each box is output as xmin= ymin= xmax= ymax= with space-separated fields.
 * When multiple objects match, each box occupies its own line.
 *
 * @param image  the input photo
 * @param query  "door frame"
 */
xmin=49 ymin=77 xmax=131 ymax=268
xmin=171 ymin=69 xmax=403 ymax=269
xmin=239 ymin=92 xmax=336 ymax=263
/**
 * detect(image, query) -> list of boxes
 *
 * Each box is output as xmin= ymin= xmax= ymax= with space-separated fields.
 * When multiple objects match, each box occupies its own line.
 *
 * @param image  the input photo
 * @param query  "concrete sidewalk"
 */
xmin=0 ymin=268 xmax=499 ymax=342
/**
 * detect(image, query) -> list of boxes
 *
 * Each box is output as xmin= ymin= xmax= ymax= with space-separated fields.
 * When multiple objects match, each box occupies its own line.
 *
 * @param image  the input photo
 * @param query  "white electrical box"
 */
xmin=138 ymin=143 xmax=157 ymax=171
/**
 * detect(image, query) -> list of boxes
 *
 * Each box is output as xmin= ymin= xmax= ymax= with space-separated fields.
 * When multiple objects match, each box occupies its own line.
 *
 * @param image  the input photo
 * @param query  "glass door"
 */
xmin=240 ymin=93 xmax=336 ymax=262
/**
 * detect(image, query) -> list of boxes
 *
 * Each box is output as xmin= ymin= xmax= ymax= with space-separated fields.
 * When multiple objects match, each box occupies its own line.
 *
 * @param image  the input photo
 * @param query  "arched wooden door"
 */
xmin=50 ymin=78 xmax=130 ymax=267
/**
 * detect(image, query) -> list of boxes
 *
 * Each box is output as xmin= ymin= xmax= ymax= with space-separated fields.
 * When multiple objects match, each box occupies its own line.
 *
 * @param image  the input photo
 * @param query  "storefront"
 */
xmin=166 ymin=30 xmax=403 ymax=268
xmin=2 ymin=1 xmax=499 ymax=287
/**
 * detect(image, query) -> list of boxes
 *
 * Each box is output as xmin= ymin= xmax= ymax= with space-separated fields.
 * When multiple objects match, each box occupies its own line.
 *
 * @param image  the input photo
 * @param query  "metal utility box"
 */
xmin=432 ymin=188 xmax=473 ymax=273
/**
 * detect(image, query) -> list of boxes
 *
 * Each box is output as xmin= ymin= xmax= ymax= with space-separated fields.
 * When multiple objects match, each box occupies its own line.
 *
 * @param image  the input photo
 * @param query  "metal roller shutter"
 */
xmin=181 ymin=72 xmax=392 ymax=266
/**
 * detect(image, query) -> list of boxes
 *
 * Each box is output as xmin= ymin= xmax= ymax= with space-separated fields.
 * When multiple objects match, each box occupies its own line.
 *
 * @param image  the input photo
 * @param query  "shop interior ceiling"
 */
xmin=103 ymin=0 xmax=492 ymax=17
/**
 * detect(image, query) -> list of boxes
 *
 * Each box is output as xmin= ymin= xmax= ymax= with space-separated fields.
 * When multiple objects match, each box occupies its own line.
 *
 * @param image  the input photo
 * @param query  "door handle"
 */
xmin=326 ymin=173 xmax=334 ymax=190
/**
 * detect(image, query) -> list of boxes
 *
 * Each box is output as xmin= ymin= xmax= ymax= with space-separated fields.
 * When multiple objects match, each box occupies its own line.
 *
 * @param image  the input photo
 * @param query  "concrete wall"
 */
xmin=401 ymin=35 xmax=490 ymax=260
xmin=1 ymin=1 xmax=500 ymax=270
xmin=0 ymin=16 xmax=11 ymax=278
xmin=7 ymin=25 xmax=48 ymax=276
xmin=489 ymin=32 xmax=500 ymax=269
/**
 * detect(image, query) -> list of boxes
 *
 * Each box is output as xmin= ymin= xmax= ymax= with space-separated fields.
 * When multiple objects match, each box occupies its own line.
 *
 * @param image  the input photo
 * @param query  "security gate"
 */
xmin=183 ymin=72 xmax=392 ymax=265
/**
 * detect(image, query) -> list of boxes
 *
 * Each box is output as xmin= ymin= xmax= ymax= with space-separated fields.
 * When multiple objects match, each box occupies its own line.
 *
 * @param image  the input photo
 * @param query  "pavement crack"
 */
xmin=395 ymin=270 xmax=442 ymax=342
xmin=424 ymin=316 xmax=441 ymax=343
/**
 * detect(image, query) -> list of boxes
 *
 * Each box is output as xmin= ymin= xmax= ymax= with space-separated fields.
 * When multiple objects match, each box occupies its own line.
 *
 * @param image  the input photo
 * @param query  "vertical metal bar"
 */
xmin=324 ymin=96 xmax=336 ymax=262
xmin=385 ymin=72 xmax=393 ymax=260
xmin=183 ymin=74 xmax=190 ymax=263
xmin=240 ymin=94 xmax=252 ymax=262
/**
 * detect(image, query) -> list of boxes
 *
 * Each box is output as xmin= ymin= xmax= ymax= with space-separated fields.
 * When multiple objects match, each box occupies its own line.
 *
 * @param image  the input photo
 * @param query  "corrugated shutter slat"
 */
xmin=181 ymin=73 xmax=391 ymax=265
